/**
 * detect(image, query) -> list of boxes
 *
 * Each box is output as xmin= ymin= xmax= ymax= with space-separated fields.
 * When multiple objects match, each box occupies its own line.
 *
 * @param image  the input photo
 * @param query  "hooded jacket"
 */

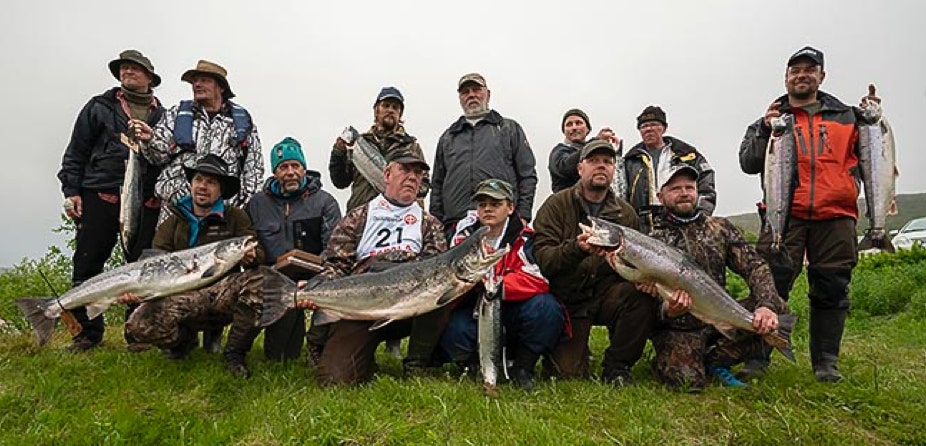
xmin=246 ymin=171 xmax=342 ymax=263
xmin=153 ymin=197 xmax=264 ymax=265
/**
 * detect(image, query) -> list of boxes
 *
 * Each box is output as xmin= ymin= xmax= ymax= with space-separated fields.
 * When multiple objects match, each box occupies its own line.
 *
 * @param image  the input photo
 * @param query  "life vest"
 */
xmin=173 ymin=100 xmax=252 ymax=150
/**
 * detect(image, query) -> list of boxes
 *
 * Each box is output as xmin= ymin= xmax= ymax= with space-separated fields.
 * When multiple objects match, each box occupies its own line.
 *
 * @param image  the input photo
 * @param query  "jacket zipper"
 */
xmin=806 ymin=113 xmax=816 ymax=219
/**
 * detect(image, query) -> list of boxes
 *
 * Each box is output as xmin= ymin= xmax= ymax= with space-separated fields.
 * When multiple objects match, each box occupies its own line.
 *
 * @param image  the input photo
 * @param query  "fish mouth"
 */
xmin=455 ymin=229 xmax=509 ymax=283
xmin=580 ymin=216 xmax=623 ymax=249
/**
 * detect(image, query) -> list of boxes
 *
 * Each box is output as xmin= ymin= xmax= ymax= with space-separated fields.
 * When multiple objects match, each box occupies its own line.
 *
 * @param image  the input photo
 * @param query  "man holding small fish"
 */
xmin=739 ymin=46 xmax=886 ymax=382
xmin=56 ymin=49 xmax=165 ymax=352
xmin=329 ymin=86 xmax=430 ymax=212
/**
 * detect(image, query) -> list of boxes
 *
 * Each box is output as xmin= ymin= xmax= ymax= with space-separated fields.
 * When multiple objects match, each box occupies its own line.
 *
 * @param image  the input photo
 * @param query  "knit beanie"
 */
xmin=561 ymin=108 xmax=591 ymax=132
xmin=636 ymin=105 xmax=667 ymax=128
xmin=270 ymin=137 xmax=306 ymax=171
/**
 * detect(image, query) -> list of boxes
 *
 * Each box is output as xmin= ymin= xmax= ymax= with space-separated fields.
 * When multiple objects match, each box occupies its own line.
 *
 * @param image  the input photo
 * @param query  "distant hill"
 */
xmin=724 ymin=192 xmax=926 ymax=236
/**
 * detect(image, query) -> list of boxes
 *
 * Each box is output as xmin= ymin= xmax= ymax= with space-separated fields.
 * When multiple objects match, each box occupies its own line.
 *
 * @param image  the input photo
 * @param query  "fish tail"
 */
xmin=764 ymin=313 xmax=797 ymax=363
xmin=858 ymin=230 xmax=895 ymax=253
xmin=14 ymin=298 xmax=57 ymax=346
xmin=258 ymin=266 xmax=298 ymax=327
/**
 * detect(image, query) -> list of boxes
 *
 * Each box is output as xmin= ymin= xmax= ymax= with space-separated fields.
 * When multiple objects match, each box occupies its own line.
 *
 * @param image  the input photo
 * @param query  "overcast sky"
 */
xmin=1 ymin=0 xmax=923 ymax=266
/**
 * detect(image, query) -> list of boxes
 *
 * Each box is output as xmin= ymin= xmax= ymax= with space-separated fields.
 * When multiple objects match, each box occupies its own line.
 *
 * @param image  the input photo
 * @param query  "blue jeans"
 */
xmin=439 ymin=293 xmax=564 ymax=364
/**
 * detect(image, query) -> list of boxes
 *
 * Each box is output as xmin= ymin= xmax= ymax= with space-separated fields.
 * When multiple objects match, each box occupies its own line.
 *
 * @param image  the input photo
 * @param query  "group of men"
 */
xmin=55 ymin=44 xmax=879 ymax=389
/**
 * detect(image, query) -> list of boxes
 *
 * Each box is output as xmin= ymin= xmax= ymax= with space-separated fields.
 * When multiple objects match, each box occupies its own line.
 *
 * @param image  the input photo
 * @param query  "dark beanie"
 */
xmin=637 ymin=105 xmax=667 ymax=128
xmin=561 ymin=108 xmax=591 ymax=133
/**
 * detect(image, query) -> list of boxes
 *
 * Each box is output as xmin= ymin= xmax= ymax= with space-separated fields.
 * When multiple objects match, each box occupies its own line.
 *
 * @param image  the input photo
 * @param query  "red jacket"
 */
xmin=451 ymin=211 xmax=549 ymax=301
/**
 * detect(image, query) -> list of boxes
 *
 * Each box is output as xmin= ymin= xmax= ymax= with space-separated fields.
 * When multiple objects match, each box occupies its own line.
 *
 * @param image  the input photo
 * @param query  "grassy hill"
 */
xmin=725 ymin=192 xmax=926 ymax=237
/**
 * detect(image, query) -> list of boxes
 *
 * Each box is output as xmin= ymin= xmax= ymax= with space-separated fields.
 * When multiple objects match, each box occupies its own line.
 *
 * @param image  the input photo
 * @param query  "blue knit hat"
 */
xmin=270 ymin=137 xmax=306 ymax=171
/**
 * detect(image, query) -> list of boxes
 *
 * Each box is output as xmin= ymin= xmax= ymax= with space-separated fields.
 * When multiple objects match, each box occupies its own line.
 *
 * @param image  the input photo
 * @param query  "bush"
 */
xmin=0 ymin=246 xmax=72 ymax=331
xmin=850 ymin=264 xmax=926 ymax=317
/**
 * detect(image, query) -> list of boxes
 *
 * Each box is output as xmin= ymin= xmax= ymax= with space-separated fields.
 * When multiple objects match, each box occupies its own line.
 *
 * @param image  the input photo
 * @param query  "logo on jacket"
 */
xmin=404 ymin=214 xmax=418 ymax=225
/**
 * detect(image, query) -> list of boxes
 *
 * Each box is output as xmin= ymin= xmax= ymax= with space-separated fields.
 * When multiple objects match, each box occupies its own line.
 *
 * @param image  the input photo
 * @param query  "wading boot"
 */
xmin=511 ymin=349 xmax=541 ymax=392
xmin=810 ymin=307 xmax=847 ymax=383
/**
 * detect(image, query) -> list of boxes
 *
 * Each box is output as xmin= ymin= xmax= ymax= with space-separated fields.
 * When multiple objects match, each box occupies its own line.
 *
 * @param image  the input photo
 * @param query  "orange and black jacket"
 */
xmin=739 ymin=91 xmax=875 ymax=221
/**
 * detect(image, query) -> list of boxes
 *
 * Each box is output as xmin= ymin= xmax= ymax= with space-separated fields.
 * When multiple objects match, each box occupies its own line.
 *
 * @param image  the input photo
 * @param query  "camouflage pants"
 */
xmin=125 ymin=270 xmax=263 ymax=348
xmin=651 ymin=327 xmax=766 ymax=389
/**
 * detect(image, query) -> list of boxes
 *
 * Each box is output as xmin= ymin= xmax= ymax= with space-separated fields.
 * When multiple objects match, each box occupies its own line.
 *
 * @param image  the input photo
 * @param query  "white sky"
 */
xmin=1 ymin=0 xmax=924 ymax=266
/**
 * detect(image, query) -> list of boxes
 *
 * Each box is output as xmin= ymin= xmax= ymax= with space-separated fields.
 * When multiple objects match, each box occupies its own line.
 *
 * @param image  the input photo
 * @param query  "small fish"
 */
xmin=478 ymin=273 xmax=503 ymax=397
xmin=341 ymin=126 xmax=387 ymax=193
xmin=118 ymin=133 xmax=144 ymax=254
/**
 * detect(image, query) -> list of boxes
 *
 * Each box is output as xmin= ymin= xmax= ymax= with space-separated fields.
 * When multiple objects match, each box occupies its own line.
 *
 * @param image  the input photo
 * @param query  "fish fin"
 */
xmin=764 ymin=313 xmax=797 ymax=363
xmin=200 ymin=264 xmax=220 ymax=279
xmin=714 ymin=323 xmax=739 ymax=341
xmin=857 ymin=232 xmax=874 ymax=251
xmin=258 ymin=266 xmax=299 ymax=327
xmin=369 ymin=319 xmax=395 ymax=331
xmin=858 ymin=230 xmax=895 ymax=253
xmin=85 ymin=302 xmax=110 ymax=320
xmin=137 ymin=249 xmax=168 ymax=262
xmin=437 ymin=290 xmax=461 ymax=307
xmin=14 ymin=298 xmax=57 ymax=346
xmin=311 ymin=310 xmax=341 ymax=327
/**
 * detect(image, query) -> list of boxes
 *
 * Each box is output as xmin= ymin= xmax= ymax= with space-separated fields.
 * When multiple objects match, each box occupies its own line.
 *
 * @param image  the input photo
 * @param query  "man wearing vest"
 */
xmin=121 ymin=155 xmax=264 ymax=377
xmin=56 ymin=49 xmax=165 ymax=352
xmin=246 ymin=137 xmax=341 ymax=363
xmin=624 ymin=106 xmax=716 ymax=234
xmin=295 ymin=149 xmax=449 ymax=386
xmin=134 ymin=59 xmax=264 ymax=352
xmin=330 ymin=86 xmax=430 ymax=212
xmin=549 ymin=108 xmax=621 ymax=193
xmin=739 ymin=46 xmax=882 ymax=382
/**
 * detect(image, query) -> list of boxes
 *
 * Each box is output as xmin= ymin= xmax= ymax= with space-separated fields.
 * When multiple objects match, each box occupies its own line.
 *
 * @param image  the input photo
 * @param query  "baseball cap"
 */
xmin=471 ymin=179 xmax=513 ymax=202
xmin=457 ymin=73 xmax=487 ymax=92
xmin=580 ymin=139 xmax=618 ymax=160
xmin=787 ymin=46 xmax=824 ymax=68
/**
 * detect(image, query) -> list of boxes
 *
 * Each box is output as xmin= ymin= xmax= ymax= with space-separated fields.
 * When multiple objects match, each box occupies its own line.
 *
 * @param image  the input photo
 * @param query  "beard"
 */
xmin=379 ymin=115 xmax=397 ymax=132
xmin=666 ymin=201 xmax=696 ymax=217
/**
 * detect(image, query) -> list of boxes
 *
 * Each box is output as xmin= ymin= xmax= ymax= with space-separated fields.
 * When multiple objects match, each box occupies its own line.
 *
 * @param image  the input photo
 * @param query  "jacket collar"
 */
xmin=626 ymin=136 xmax=695 ymax=158
xmin=448 ymin=109 xmax=503 ymax=134
xmin=775 ymin=90 xmax=851 ymax=114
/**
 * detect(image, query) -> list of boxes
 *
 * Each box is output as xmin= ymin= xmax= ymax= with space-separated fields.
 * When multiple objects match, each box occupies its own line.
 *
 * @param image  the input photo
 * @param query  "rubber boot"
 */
xmin=512 ymin=348 xmax=541 ymax=392
xmin=224 ymin=325 xmax=260 ymax=379
xmin=735 ymin=343 xmax=771 ymax=381
xmin=403 ymin=307 xmax=451 ymax=377
xmin=810 ymin=307 xmax=847 ymax=383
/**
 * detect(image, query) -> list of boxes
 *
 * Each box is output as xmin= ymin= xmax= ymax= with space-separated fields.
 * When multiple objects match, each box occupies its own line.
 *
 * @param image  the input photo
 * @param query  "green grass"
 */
xmin=2 ymin=249 xmax=926 ymax=445
xmin=1 ymin=309 xmax=925 ymax=445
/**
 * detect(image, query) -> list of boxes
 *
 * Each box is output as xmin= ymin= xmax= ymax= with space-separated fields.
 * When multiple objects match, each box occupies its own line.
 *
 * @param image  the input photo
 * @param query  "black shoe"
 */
xmin=735 ymin=359 xmax=768 ymax=381
xmin=513 ymin=367 xmax=535 ymax=392
xmin=814 ymin=363 xmax=843 ymax=383
xmin=226 ymin=361 xmax=251 ymax=379
xmin=602 ymin=368 xmax=634 ymax=387
xmin=66 ymin=337 xmax=101 ymax=352
xmin=202 ymin=328 xmax=223 ymax=354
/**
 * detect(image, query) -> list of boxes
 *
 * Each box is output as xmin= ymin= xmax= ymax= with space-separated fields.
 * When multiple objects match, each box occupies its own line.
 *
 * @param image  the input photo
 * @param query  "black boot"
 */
xmin=735 ymin=343 xmax=771 ymax=381
xmin=810 ymin=308 xmax=847 ymax=383
xmin=163 ymin=326 xmax=198 ymax=360
xmin=202 ymin=327 xmax=224 ymax=354
xmin=224 ymin=306 xmax=262 ymax=378
xmin=511 ymin=348 xmax=541 ymax=391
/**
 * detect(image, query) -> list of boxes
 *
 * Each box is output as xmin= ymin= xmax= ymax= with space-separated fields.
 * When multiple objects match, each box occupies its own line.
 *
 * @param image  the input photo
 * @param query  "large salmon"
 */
xmin=763 ymin=114 xmax=798 ymax=254
xmin=857 ymin=101 xmax=898 ymax=252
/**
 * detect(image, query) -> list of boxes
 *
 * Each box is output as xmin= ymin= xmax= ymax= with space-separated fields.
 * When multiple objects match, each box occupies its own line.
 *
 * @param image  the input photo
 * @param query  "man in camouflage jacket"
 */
xmin=642 ymin=165 xmax=788 ymax=390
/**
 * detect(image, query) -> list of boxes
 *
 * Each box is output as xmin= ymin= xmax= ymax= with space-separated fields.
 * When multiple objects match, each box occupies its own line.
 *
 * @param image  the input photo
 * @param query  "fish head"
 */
xmin=452 ymin=226 xmax=510 ymax=283
xmin=861 ymin=100 xmax=883 ymax=123
xmin=580 ymin=216 xmax=624 ymax=250
xmin=213 ymin=236 xmax=259 ymax=266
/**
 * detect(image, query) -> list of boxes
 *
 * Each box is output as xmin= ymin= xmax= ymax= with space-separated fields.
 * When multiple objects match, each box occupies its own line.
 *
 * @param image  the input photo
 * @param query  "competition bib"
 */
xmin=356 ymin=195 xmax=424 ymax=261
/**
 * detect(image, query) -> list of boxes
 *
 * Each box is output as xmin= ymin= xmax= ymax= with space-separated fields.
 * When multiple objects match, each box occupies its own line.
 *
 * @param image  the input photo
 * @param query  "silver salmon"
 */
xmin=478 ymin=274 xmax=503 ymax=396
xmin=16 ymin=236 xmax=258 ymax=346
xmin=581 ymin=216 xmax=795 ymax=361
xmin=341 ymin=126 xmax=387 ymax=193
xmin=857 ymin=101 xmax=898 ymax=252
xmin=259 ymin=226 xmax=508 ymax=329
xmin=119 ymin=133 xmax=143 ymax=254
xmin=763 ymin=114 xmax=798 ymax=254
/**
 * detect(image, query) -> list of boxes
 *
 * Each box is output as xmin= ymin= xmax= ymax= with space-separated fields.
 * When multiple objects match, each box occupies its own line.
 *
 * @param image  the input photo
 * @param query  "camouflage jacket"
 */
xmin=650 ymin=213 xmax=787 ymax=330
xmin=141 ymin=100 xmax=264 ymax=209
xmin=317 ymin=199 xmax=447 ymax=280
xmin=328 ymin=125 xmax=430 ymax=212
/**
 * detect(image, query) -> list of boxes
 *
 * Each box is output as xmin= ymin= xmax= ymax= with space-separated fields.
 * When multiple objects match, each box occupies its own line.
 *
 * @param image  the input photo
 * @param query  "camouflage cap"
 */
xmin=471 ymin=179 xmax=513 ymax=202
xmin=659 ymin=165 xmax=699 ymax=190
xmin=457 ymin=73 xmax=487 ymax=92
xmin=580 ymin=139 xmax=617 ymax=160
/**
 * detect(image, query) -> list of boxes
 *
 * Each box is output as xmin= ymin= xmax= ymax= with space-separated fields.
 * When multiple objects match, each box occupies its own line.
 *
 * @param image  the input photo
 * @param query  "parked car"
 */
xmin=891 ymin=217 xmax=926 ymax=250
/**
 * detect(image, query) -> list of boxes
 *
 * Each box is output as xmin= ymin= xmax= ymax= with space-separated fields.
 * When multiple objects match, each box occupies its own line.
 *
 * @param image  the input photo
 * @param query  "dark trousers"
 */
xmin=315 ymin=319 xmax=413 ymax=386
xmin=70 ymin=190 xmax=159 ymax=342
xmin=263 ymin=310 xmax=306 ymax=361
xmin=756 ymin=216 xmax=857 ymax=309
xmin=548 ymin=281 xmax=658 ymax=379
xmin=439 ymin=293 xmax=564 ymax=364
